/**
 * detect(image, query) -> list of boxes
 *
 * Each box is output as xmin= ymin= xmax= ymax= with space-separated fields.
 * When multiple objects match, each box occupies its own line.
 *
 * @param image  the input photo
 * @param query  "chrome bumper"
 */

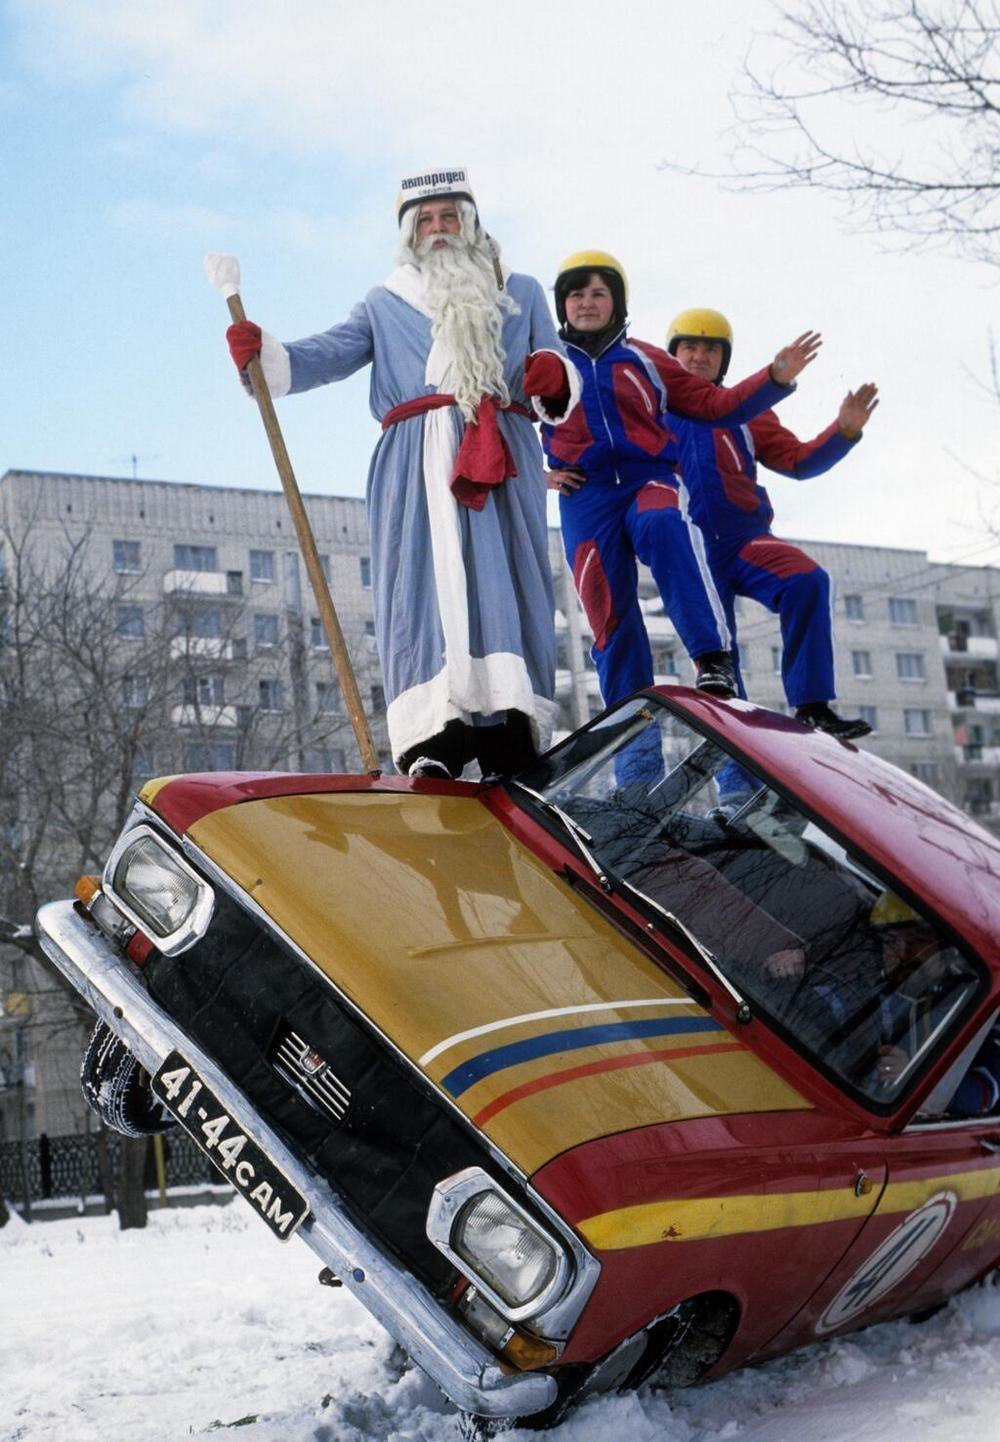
xmin=35 ymin=900 xmax=557 ymax=1421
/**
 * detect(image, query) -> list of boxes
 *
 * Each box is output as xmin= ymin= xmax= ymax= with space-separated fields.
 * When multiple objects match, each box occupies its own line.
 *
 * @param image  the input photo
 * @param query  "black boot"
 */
xmin=795 ymin=703 xmax=872 ymax=740
xmin=694 ymin=651 xmax=737 ymax=698
xmin=399 ymin=720 xmax=472 ymax=779
xmin=473 ymin=711 xmax=538 ymax=781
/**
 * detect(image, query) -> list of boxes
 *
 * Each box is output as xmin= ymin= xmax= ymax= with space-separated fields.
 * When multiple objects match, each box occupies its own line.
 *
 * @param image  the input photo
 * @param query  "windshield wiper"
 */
xmin=511 ymin=781 xmax=751 ymax=1023
xmin=615 ymin=877 xmax=753 ymax=1025
xmin=509 ymin=782 xmax=614 ymax=892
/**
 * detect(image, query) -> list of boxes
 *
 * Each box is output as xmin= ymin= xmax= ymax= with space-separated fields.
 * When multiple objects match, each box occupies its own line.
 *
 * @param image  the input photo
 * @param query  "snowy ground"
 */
xmin=4 ymin=1198 xmax=1000 ymax=1442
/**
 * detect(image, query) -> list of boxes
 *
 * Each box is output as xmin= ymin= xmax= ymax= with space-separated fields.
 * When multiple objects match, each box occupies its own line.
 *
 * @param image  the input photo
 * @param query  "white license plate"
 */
xmin=152 ymin=1050 xmax=309 ymax=1241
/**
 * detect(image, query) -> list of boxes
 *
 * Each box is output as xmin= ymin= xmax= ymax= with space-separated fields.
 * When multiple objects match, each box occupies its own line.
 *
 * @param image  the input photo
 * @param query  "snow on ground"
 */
xmin=3 ymin=1199 xmax=1000 ymax=1442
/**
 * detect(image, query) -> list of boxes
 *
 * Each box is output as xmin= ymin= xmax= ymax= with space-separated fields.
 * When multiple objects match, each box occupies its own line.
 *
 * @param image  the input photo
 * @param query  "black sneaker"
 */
xmin=795 ymin=704 xmax=872 ymax=740
xmin=407 ymin=756 xmax=454 ymax=779
xmin=694 ymin=652 xmax=737 ymax=698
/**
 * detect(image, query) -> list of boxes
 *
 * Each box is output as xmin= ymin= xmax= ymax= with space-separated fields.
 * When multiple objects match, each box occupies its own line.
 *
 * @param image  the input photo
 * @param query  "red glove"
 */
xmin=523 ymin=351 xmax=569 ymax=402
xmin=226 ymin=321 xmax=263 ymax=372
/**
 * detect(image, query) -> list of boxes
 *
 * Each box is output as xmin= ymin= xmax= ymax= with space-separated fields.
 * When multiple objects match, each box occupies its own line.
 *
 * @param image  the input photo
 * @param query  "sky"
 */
xmin=2 ymin=0 xmax=998 ymax=569
xmin=4 ymin=1200 xmax=1000 ymax=1440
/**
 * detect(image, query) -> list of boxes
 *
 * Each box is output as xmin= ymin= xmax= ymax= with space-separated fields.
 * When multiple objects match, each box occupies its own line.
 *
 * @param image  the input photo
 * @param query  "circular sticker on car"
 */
xmin=816 ymin=1191 xmax=957 ymax=1334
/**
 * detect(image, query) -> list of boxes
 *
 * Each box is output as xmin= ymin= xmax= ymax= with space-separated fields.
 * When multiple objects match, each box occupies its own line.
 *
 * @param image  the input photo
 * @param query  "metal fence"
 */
xmin=1 ymin=1129 xmax=220 ymax=1207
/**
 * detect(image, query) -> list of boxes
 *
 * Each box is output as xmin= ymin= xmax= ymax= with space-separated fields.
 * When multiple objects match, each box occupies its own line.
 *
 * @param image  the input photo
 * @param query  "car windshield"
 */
xmin=516 ymin=697 xmax=982 ymax=1105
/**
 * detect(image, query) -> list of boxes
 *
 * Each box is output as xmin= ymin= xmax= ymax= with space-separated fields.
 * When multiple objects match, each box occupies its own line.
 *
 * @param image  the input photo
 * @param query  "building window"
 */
xmin=771 ymin=646 xmax=782 ymax=675
xmin=183 ymin=741 xmax=237 ymax=771
xmin=738 ymin=644 xmax=752 ymax=677
xmin=858 ymin=705 xmax=878 ymax=732
xmin=306 ymin=745 xmax=346 ymax=772
xmin=175 ymin=607 xmax=222 ymax=639
xmin=182 ymin=674 xmax=225 ymax=706
xmin=360 ymin=556 xmax=372 ymax=589
xmin=174 ymin=543 xmax=217 ymax=572
xmin=113 ymin=539 xmax=141 ymax=574
xmin=249 ymin=549 xmax=275 ymax=583
xmin=254 ymin=614 xmax=279 ymax=648
xmin=310 ymin=617 xmax=329 ymax=650
xmin=121 ymin=674 xmax=149 ymax=709
xmin=852 ymin=651 xmax=873 ymax=678
xmin=319 ymin=554 xmax=332 ymax=582
xmin=651 ymin=642 xmax=677 ymax=675
xmin=258 ymin=678 xmax=283 ymax=712
xmin=370 ymin=683 xmax=386 ymax=711
xmin=896 ymin=652 xmax=926 ymax=682
xmin=844 ymin=593 xmax=864 ymax=622
xmin=889 ymin=597 xmax=918 ymax=626
xmin=911 ymin=761 xmax=939 ymax=785
xmin=131 ymin=746 xmax=156 ymax=781
xmin=116 ymin=604 xmax=144 ymax=639
xmin=316 ymin=681 xmax=341 ymax=714
xmin=903 ymin=707 xmax=932 ymax=737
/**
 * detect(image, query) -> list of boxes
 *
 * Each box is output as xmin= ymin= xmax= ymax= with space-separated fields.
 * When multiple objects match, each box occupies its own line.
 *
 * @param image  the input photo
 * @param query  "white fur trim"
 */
xmin=387 ymin=658 xmax=557 ymax=766
xmin=256 ymin=330 xmax=291 ymax=398
xmin=530 ymin=350 xmax=583 ymax=424
xmin=384 ymin=264 xmax=433 ymax=317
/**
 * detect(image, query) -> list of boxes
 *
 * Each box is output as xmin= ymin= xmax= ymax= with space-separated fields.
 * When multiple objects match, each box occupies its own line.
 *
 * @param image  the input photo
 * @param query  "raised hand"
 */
xmin=838 ymin=382 xmax=879 ymax=438
xmin=770 ymin=331 xmax=822 ymax=386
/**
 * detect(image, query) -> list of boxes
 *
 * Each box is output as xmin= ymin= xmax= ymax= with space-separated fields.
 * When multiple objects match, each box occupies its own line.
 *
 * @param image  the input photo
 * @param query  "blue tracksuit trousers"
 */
xmin=559 ymin=474 xmax=730 ymax=707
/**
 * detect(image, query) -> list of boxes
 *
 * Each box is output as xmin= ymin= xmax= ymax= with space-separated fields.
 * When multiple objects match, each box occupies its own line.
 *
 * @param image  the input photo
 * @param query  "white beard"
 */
xmin=398 ymin=220 xmax=519 ymax=421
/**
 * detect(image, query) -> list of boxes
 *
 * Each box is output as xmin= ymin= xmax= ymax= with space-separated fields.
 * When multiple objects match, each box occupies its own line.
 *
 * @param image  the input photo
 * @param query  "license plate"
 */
xmin=152 ymin=1050 xmax=309 ymax=1241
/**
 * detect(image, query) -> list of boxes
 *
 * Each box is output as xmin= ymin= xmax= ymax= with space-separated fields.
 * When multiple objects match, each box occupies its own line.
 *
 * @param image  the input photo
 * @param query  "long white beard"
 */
xmin=398 ymin=225 xmax=519 ymax=421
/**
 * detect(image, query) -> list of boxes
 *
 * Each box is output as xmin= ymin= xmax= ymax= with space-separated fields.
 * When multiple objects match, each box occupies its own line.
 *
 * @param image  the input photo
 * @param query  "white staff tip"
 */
xmin=204 ymin=253 xmax=241 ymax=299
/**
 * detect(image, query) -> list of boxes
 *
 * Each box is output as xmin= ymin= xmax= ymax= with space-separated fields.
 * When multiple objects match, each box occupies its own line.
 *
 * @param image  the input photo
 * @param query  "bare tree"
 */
xmin=0 ymin=513 xmax=361 ymax=1225
xmin=691 ymin=0 xmax=1000 ymax=266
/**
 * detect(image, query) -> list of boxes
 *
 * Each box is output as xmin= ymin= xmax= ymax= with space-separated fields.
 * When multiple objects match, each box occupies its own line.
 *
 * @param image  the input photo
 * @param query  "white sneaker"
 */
xmin=407 ymin=756 xmax=453 ymax=779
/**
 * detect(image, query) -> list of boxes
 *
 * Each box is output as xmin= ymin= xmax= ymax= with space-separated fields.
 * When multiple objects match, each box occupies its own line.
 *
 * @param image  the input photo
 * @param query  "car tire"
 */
xmin=81 ymin=1021 xmax=176 ymax=1137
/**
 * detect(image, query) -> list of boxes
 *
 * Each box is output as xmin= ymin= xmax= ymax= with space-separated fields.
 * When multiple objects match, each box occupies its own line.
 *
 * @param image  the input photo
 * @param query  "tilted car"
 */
xmin=37 ymin=689 xmax=1000 ymax=1436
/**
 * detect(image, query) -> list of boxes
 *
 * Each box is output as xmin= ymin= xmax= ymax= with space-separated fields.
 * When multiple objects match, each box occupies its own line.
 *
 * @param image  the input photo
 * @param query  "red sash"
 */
xmin=381 ymin=394 xmax=533 ymax=512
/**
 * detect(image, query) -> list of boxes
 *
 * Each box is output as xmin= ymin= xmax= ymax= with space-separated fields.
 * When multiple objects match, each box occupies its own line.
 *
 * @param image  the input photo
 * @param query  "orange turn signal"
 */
xmin=499 ymin=1330 xmax=559 ymax=1371
xmin=74 ymin=875 xmax=102 ymax=908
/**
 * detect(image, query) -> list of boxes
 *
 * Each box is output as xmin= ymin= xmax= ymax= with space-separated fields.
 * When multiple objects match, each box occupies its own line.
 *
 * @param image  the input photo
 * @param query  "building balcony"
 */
xmin=163 ymin=569 xmax=244 ymax=597
xmin=169 ymin=636 xmax=240 ymax=661
xmin=947 ymin=689 xmax=1000 ymax=714
xmin=170 ymin=704 xmax=239 ymax=728
xmin=955 ymin=743 xmax=1000 ymax=768
xmin=940 ymin=632 xmax=998 ymax=660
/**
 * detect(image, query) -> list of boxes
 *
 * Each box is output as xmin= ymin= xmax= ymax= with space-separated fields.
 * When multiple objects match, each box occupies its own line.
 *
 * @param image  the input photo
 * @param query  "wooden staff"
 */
xmin=204 ymin=253 xmax=380 ymax=776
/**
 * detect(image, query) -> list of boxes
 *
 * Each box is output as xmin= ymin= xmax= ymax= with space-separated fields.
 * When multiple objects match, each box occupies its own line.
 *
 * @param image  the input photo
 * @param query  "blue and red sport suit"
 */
xmin=674 ymin=411 xmax=859 ymax=708
xmin=541 ymin=329 xmax=795 ymax=707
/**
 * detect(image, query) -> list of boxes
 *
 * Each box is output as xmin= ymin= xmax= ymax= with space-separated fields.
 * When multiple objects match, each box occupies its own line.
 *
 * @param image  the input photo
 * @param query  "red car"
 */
xmin=37 ymin=689 xmax=1000 ymax=1437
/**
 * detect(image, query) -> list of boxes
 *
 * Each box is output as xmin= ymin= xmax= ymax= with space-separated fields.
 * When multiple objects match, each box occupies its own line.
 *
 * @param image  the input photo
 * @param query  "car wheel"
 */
xmin=637 ymin=1292 xmax=741 ymax=1390
xmin=81 ymin=1020 xmax=176 ymax=1137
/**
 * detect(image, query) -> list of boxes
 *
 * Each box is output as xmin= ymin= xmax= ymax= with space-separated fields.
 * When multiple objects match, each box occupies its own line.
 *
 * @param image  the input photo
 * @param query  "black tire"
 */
xmin=81 ymin=1021 xmax=176 ymax=1137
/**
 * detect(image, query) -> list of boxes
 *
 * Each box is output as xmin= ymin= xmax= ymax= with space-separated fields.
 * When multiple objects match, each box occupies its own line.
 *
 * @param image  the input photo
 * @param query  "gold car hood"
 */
xmin=188 ymin=792 xmax=806 ymax=1173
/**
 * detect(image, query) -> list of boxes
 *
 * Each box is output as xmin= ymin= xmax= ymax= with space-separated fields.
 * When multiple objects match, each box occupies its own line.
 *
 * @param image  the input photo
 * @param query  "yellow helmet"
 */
xmin=667 ymin=306 xmax=733 ymax=380
xmin=554 ymin=250 xmax=628 ymax=328
xmin=870 ymin=890 xmax=922 ymax=928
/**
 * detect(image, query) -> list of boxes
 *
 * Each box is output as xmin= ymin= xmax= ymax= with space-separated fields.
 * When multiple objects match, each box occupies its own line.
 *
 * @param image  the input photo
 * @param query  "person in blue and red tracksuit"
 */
xmin=523 ymin=251 xmax=822 ymax=713
xmin=667 ymin=307 xmax=879 ymax=740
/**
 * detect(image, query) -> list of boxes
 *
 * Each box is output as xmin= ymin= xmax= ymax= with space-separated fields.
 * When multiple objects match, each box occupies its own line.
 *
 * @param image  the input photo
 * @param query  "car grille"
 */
xmin=270 ymin=1025 xmax=351 ymax=1125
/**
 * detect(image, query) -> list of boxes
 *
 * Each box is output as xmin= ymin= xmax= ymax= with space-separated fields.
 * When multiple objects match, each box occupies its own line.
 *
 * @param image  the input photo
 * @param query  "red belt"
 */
xmin=381 ymin=393 xmax=533 ymax=512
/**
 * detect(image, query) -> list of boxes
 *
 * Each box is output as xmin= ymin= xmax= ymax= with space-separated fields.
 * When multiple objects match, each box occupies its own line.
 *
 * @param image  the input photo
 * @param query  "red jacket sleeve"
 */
xmin=749 ymin=411 xmax=856 ymax=479
xmin=632 ymin=340 xmax=792 ymax=425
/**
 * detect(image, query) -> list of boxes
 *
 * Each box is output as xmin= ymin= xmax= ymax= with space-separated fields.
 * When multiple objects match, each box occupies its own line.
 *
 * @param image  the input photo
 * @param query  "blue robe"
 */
xmin=268 ymin=266 xmax=568 ymax=768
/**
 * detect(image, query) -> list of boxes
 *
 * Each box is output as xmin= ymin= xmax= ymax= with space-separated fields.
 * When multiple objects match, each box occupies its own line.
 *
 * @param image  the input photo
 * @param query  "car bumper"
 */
xmin=35 ymin=900 xmax=558 ymax=1421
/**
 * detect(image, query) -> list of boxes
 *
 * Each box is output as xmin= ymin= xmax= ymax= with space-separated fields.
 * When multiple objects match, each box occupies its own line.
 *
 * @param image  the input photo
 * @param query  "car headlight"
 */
xmin=103 ymin=825 xmax=214 ymax=955
xmin=427 ymin=1168 xmax=569 ymax=1321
